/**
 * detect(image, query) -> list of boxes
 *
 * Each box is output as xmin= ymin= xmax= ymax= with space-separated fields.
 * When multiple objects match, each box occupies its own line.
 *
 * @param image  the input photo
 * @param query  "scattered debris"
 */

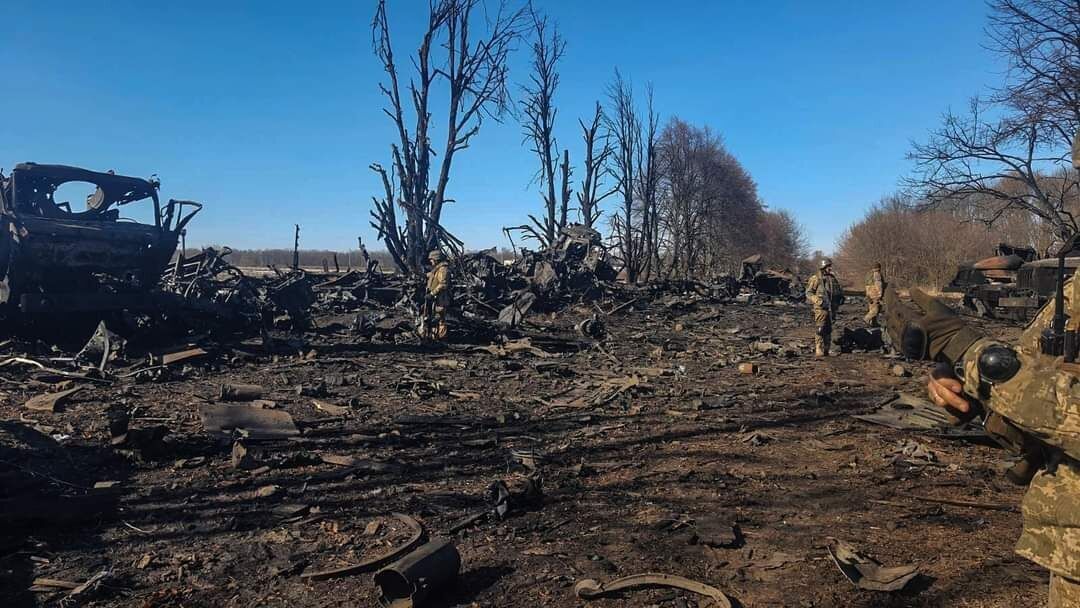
xmin=198 ymin=403 xmax=299 ymax=439
xmin=826 ymin=538 xmax=920 ymax=592
xmin=891 ymin=439 xmax=938 ymax=466
xmin=738 ymin=362 xmax=759 ymax=375
xmin=854 ymin=393 xmax=985 ymax=438
xmin=374 ymin=538 xmax=461 ymax=608
xmin=302 ymin=514 xmax=425 ymax=581
xmin=574 ymin=573 xmax=733 ymax=607
xmin=24 ymin=387 xmax=83 ymax=412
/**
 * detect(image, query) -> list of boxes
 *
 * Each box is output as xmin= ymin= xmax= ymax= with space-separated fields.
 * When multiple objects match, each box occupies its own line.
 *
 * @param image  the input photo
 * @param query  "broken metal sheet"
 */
xmin=319 ymin=454 xmax=403 ymax=474
xmin=75 ymin=321 xmax=125 ymax=371
xmin=689 ymin=520 xmax=741 ymax=548
xmin=574 ymin=573 xmax=732 ymax=607
xmin=497 ymin=291 xmax=536 ymax=328
xmin=301 ymin=513 xmax=425 ymax=581
xmin=24 ymin=387 xmax=83 ymax=412
xmin=826 ymin=538 xmax=920 ymax=592
xmin=160 ymin=347 xmax=208 ymax=366
xmin=312 ymin=399 xmax=349 ymax=416
xmin=853 ymin=393 xmax=985 ymax=438
xmin=198 ymin=403 xmax=299 ymax=439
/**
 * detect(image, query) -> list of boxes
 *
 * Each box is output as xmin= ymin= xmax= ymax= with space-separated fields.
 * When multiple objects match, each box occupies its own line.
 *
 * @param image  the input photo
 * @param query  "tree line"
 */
xmin=838 ymin=0 xmax=1079 ymax=288
xmin=367 ymin=0 xmax=808 ymax=281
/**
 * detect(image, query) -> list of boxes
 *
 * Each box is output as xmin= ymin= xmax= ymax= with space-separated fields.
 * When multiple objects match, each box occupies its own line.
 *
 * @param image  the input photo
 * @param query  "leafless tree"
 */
xmin=635 ymin=86 xmax=662 ymax=280
xmin=576 ymin=102 xmax=614 ymax=228
xmin=605 ymin=70 xmax=646 ymax=282
xmin=655 ymin=117 xmax=776 ymax=278
xmin=369 ymin=0 xmax=527 ymax=274
xmin=518 ymin=11 xmax=568 ymax=246
xmin=905 ymin=0 xmax=1079 ymax=240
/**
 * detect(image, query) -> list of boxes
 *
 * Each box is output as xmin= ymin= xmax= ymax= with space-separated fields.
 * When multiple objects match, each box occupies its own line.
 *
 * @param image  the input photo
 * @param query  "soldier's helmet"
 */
xmin=819 ymin=257 xmax=833 ymax=270
xmin=873 ymin=262 xmax=881 ymax=270
xmin=428 ymin=249 xmax=445 ymax=262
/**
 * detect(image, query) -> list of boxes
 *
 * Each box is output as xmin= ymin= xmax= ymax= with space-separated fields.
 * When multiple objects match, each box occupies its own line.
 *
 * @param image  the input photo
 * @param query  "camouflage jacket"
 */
xmin=805 ymin=270 xmax=843 ymax=311
xmin=864 ymin=270 xmax=884 ymax=302
xmin=426 ymin=262 xmax=451 ymax=304
xmin=960 ymin=269 xmax=1080 ymax=579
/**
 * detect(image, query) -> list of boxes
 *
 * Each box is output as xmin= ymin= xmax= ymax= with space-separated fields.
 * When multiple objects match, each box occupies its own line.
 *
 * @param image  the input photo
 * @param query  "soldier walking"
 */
xmin=864 ymin=262 xmax=884 ymax=327
xmin=805 ymin=258 xmax=844 ymax=357
xmin=424 ymin=249 xmax=452 ymax=341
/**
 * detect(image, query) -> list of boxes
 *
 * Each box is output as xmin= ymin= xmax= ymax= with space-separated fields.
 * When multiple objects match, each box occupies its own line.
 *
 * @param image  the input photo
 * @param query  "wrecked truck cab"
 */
xmin=0 ymin=163 xmax=202 ymax=315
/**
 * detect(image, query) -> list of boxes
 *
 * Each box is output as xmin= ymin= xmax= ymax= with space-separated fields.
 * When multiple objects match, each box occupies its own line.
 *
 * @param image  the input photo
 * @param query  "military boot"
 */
xmin=815 ymin=336 xmax=826 ymax=358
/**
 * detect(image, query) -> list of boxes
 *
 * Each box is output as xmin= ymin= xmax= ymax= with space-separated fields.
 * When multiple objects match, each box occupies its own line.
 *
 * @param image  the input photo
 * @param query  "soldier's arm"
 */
xmin=805 ymin=275 xmax=822 ymax=306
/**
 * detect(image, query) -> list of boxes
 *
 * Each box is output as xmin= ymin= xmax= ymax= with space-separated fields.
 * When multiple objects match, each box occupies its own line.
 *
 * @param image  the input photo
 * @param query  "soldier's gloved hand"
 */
xmin=910 ymin=289 xmax=984 ymax=363
xmin=927 ymin=363 xmax=972 ymax=414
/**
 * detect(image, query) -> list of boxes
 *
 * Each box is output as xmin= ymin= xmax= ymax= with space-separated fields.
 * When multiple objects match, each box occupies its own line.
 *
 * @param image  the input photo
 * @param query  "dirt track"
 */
xmin=0 ymin=298 xmax=1042 ymax=608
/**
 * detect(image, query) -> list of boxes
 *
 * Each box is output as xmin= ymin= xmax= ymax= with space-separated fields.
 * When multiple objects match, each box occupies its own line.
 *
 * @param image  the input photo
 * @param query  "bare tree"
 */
xmin=905 ymin=0 xmax=1079 ymax=240
xmin=656 ymin=117 xmax=769 ymax=278
xmin=635 ymin=86 xmax=661 ymax=280
xmin=369 ymin=0 xmax=527 ymax=274
xmin=518 ymin=11 xmax=568 ymax=246
xmin=605 ymin=70 xmax=644 ymax=282
xmin=577 ymin=102 xmax=614 ymax=228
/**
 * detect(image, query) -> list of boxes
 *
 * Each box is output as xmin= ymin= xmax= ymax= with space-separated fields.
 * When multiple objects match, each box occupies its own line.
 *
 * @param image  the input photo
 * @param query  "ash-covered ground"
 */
xmin=0 ymin=298 xmax=1041 ymax=608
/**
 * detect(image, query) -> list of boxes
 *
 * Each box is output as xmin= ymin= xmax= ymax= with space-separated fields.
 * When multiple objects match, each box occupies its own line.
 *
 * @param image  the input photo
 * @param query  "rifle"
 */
xmin=881 ymin=285 xmax=1047 ymax=484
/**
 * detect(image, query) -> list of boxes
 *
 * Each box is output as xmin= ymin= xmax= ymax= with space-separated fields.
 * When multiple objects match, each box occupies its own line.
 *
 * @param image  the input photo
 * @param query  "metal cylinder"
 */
xmin=218 ymin=383 xmax=264 ymax=401
xmin=374 ymin=538 xmax=460 ymax=608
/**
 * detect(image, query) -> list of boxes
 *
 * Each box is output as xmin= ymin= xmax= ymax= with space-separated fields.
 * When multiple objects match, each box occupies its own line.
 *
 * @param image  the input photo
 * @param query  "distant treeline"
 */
xmin=181 ymin=247 xmax=516 ymax=270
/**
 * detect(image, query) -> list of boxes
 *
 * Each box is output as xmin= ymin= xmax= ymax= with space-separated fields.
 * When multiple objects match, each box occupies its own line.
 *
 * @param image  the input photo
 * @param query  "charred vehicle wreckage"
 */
xmin=943 ymin=242 xmax=1080 ymax=322
xmin=0 ymin=163 xmax=314 ymax=336
xmin=0 ymin=163 xmax=804 ymax=347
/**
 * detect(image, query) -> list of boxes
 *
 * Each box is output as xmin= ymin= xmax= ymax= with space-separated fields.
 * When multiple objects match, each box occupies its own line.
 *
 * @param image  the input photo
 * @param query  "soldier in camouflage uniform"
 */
xmin=805 ymin=258 xmax=844 ymax=357
xmin=864 ymin=262 xmax=884 ymax=327
xmin=424 ymin=250 xmax=452 ymax=341
xmin=924 ymin=264 xmax=1080 ymax=606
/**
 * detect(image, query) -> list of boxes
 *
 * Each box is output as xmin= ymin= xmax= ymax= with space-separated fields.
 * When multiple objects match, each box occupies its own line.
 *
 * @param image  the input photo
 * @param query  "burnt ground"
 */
xmin=0 ymin=297 xmax=1045 ymax=608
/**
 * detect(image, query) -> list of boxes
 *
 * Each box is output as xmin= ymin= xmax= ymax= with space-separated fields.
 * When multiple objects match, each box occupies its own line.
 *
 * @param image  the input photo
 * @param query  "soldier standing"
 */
xmin=864 ymin=262 xmax=885 ymax=327
xmin=424 ymin=249 xmax=452 ymax=341
xmin=805 ymin=258 xmax=844 ymax=357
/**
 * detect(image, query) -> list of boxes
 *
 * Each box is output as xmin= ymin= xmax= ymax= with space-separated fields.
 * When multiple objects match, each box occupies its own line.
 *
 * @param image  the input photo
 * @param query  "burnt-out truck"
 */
xmin=0 ymin=163 xmax=202 ymax=317
xmin=943 ymin=242 xmax=1079 ymax=322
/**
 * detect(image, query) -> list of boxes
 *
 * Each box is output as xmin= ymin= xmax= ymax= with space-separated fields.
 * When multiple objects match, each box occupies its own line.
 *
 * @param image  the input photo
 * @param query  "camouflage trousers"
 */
xmin=432 ymin=305 xmax=448 ymax=340
xmin=1049 ymin=574 xmax=1080 ymax=608
xmin=864 ymin=299 xmax=881 ymax=326
xmin=813 ymin=308 xmax=832 ymax=355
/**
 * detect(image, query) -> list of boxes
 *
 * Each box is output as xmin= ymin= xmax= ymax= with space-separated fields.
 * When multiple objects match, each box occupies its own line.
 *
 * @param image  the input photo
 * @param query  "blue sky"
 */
xmin=0 ymin=0 xmax=998 ymax=254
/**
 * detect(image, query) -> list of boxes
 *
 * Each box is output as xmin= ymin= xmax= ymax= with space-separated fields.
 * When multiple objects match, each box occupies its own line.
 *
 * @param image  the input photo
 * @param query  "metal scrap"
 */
xmin=24 ymin=387 xmax=83 ymax=412
xmin=826 ymin=538 xmax=920 ymax=592
xmin=301 ymin=513 xmax=425 ymax=581
xmin=574 ymin=573 xmax=733 ymax=607
xmin=198 ymin=403 xmax=299 ymax=439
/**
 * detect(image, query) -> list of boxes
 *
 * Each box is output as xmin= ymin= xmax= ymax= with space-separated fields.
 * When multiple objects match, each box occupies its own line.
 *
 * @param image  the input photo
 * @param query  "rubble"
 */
xmin=0 ymin=208 xmax=1036 ymax=606
xmin=826 ymin=538 xmax=920 ymax=592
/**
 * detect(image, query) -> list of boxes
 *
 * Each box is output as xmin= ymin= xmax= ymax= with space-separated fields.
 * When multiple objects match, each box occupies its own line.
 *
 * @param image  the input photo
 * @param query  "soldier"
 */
xmin=805 ymin=258 xmax=844 ymax=357
xmin=902 ymin=262 xmax=1076 ymax=606
xmin=424 ymin=249 xmax=452 ymax=341
xmin=902 ymin=134 xmax=1080 ymax=607
xmin=864 ymin=262 xmax=885 ymax=327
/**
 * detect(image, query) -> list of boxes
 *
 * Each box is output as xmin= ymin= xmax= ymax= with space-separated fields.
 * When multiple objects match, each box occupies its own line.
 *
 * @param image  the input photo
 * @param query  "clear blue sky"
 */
xmin=0 ymin=0 xmax=999 ymax=254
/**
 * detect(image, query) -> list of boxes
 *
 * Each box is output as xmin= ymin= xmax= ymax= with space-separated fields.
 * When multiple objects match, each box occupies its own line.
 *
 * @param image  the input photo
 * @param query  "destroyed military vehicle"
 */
xmin=0 ymin=163 xmax=201 ymax=317
xmin=944 ymin=242 xmax=1079 ymax=321
xmin=739 ymin=254 xmax=803 ymax=299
